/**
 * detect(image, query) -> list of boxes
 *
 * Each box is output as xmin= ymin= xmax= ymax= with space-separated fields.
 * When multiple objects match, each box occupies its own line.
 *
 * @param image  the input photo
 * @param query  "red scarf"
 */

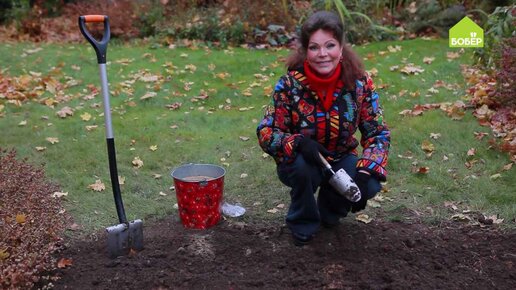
xmin=303 ymin=61 xmax=342 ymax=111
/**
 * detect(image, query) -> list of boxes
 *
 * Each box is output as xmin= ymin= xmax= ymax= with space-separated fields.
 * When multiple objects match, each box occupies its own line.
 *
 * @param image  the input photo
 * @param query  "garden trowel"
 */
xmin=79 ymin=15 xmax=143 ymax=258
xmin=319 ymin=153 xmax=362 ymax=202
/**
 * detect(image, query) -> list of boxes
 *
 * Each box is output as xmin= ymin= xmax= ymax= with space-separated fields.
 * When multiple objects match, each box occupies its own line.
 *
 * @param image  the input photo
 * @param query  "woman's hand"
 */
xmin=351 ymin=170 xmax=370 ymax=213
xmin=297 ymin=138 xmax=330 ymax=166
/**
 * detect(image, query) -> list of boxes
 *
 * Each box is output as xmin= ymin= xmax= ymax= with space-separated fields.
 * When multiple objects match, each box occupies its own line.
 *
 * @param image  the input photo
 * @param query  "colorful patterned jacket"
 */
xmin=256 ymin=68 xmax=390 ymax=181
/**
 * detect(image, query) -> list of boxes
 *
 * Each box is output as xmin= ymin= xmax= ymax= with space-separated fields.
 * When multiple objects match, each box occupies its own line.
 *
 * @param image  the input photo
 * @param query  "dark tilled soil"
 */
xmin=52 ymin=215 xmax=516 ymax=290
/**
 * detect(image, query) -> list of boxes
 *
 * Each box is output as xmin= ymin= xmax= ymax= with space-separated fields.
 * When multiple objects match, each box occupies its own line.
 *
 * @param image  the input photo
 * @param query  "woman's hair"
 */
xmin=286 ymin=11 xmax=365 ymax=89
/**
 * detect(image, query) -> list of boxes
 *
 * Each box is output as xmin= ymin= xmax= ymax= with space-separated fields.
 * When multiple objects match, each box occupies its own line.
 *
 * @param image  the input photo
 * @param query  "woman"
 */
xmin=256 ymin=11 xmax=390 ymax=246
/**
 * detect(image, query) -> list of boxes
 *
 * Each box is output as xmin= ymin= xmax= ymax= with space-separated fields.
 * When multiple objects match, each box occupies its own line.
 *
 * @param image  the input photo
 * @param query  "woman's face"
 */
xmin=306 ymin=29 xmax=342 ymax=78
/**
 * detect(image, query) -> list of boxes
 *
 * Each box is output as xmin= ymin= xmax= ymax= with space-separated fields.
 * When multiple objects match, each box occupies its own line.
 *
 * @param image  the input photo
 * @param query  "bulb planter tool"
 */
xmin=79 ymin=15 xmax=143 ymax=258
xmin=318 ymin=153 xmax=362 ymax=202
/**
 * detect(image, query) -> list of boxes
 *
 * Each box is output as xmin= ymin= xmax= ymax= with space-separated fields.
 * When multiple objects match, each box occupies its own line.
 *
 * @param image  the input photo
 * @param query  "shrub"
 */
xmin=0 ymin=150 xmax=68 ymax=289
xmin=494 ymin=36 xmax=516 ymax=109
xmin=474 ymin=4 xmax=515 ymax=70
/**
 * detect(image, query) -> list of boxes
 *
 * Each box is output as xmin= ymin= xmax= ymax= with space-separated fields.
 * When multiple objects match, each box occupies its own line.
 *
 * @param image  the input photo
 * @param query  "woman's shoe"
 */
xmin=292 ymin=232 xmax=313 ymax=246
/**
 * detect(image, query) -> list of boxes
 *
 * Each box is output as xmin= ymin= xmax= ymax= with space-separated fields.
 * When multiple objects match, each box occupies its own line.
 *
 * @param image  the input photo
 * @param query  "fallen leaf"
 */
xmin=16 ymin=213 xmax=26 ymax=224
xmin=132 ymin=156 xmax=144 ymax=168
xmin=467 ymin=148 xmax=476 ymax=156
xmin=0 ymin=248 xmax=9 ymax=261
xmin=240 ymin=173 xmax=248 ymax=178
xmin=446 ymin=51 xmax=460 ymax=60
xmin=276 ymin=203 xmax=285 ymax=209
xmin=267 ymin=208 xmax=279 ymax=214
xmin=57 ymin=258 xmax=73 ymax=268
xmin=490 ymin=173 xmax=501 ymax=180
xmin=159 ymin=191 xmax=167 ymax=196
xmin=355 ymin=214 xmax=372 ymax=224
xmin=486 ymin=215 xmax=504 ymax=224
xmin=149 ymin=145 xmax=158 ymax=151
xmin=153 ymin=174 xmax=162 ymax=179
xmin=80 ymin=112 xmax=92 ymax=121
xmin=35 ymin=146 xmax=47 ymax=151
xmin=56 ymin=106 xmax=74 ymax=118
xmin=430 ymin=133 xmax=441 ymax=139
xmin=118 ymin=176 xmax=125 ymax=185
xmin=423 ymin=56 xmax=435 ymax=64
xmin=421 ymin=140 xmax=435 ymax=154
xmin=18 ymin=120 xmax=27 ymax=126
xmin=88 ymin=180 xmax=105 ymax=191
xmin=140 ymin=91 xmax=157 ymax=100
xmin=239 ymin=136 xmax=250 ymax=141
xmin=503 ymin=163 xmax=513 ymax=171
xmin=46 ymin=137 xmax=59 ymax=144
xmin=417 ymin=167 xmax=430 ymax=174
xmin=52 ymin=191 xmax=68 ymax=198
xmin=400 ymin=63 xmax=424 ymax=75
xmin=68 ymin=223 xmax=81 ymax=231
xmin=165 ymin=102 xmax=182 ymax=110
xmin=85 ymin=125 xmax=98 ymax=131
xmin=368 ymin=200 xmax=381 ymax=208
xmin=451 ymin=213 xmax=471 ymax=221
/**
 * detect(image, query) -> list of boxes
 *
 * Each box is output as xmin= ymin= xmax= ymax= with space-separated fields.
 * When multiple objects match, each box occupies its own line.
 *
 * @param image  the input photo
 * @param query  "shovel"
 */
xmin=319 ymin=153 xmax=362 ymax=202
xmin=79 ymin=15 xmax=143 ymax=258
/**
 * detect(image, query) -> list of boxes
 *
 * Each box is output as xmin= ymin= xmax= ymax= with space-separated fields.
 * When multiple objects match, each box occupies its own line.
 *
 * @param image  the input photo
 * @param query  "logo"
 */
xmin=449 ymin=16 xmax=484 ymax=48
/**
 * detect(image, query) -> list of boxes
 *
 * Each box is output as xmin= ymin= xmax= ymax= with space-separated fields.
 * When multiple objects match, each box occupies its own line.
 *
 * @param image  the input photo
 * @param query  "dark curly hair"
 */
xmin=286 ymin=11 xmax=365 ymax=90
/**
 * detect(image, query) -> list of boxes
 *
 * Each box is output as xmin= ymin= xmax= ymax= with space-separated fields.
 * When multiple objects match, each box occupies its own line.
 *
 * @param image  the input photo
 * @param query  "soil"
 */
xmin=52 ymin=213 xmax=516 ymax=290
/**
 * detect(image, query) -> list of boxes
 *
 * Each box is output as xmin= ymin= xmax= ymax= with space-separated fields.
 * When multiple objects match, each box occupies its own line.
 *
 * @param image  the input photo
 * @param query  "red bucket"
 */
xmin=171 ymin=164 xmax=225 ymax=229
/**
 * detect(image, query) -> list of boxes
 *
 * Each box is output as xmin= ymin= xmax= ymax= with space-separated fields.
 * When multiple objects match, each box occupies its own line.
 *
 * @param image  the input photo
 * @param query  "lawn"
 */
xmin=1 ymin=38 xmax=514 ymax=232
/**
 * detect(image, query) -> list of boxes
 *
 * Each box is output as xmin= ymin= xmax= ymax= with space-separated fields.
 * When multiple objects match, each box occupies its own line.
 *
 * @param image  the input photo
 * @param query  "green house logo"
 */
xmin=449 ymin=16 xmax=484 ymax=48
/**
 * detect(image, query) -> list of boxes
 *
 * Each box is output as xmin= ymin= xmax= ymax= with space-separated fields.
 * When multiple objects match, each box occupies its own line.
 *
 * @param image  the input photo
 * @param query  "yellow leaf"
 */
xmin=0 ymin=248 xmax=9 ymax=261
xmin=85 ymin=125 xmax=98 ymax=131
xmin=132 ymin=156 xmax=144 ymax=168
xmin=16 ymin=213 xmax=26 ymax=224
xmin=421 ymin=140 xmax=435 ymax=153
xmin=140 ymin=91 xmax=157 ymax=100
xmin=18 ymin=120 xmax=27 ymax=126
xmin=149 ymin=145 xmax=158 ymax=151
xmin=423 ymin=56 xmax=435 ymax=64
xmin=80 ymin=112 xmax=92 ymax=121
xmin=35 ymin=146 xmax=47 ymax=151
xmin=263 ymin=85 xmax=273 ymax=96
xmin=46 ymin=137 xmax=59 ymax=144
xmin=355 ymin=214 xmax=372 ymax=224
xmin=118 ymin=176 xmax=125 ymax=185
xmin=88 ymin=180 xmax=106 ymax=192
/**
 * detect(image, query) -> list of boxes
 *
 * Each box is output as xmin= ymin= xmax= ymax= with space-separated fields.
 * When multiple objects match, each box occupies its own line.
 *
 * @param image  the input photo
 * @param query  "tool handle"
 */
xmin=78 ymin=15 xmax=110 ymax=64
xmin=318 ymin=152 xmax=333 ymax=170
xmin=107 ymin=138 xmax=127 ymax=224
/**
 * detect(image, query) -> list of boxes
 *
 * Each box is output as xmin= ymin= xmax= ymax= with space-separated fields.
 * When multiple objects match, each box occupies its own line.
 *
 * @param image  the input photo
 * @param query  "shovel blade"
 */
xmin=106 ymin=223 xmax=130 ymax=258
xmin=128 ymin=219 xmax=144 ymax=251
xmin=106 ymin=220 xmax=144 ymax=258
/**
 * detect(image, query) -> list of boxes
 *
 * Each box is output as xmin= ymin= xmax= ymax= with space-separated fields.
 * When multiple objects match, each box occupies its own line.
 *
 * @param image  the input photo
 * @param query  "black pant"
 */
xmin=277 ymin=154 xmax=381 ymax=236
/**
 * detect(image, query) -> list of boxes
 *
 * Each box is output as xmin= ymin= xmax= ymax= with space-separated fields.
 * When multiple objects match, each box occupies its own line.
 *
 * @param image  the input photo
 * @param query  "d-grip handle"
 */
xmin=78 ymin=15 xmax=110 ymax=64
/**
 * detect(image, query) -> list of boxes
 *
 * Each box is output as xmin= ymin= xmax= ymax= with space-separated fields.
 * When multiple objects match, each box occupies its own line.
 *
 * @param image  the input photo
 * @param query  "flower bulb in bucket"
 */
xmin=171 ymin=164 xmax=225 ymax=229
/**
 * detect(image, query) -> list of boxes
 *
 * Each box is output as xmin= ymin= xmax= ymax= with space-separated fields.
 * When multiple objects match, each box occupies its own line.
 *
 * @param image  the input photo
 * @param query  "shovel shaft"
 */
xmin=318 ymin=152 xmax=334 ymax=174
xmin=98 ymin=64 xmax=127 ymax=224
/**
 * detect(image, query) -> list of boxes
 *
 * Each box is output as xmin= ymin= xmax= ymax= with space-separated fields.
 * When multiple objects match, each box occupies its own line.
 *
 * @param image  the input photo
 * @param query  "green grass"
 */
xmin=1 ymin=38 xmax=514 ymax=232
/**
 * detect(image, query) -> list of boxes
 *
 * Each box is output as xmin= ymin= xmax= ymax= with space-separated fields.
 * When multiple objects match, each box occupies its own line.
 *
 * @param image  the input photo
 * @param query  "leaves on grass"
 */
xmin=421 ymin=140 xmax=435 ymax=155
xmin=132 ymin=156 xmax=144 ymax=168
xmin=400 ymin=63 xmax=424 ymax=75
xmin=88 ymin=180 xmax=105 ymax=192
xmin=56 ymin=106 xmax=74 ymax=118
xmin=46 ymin=137 xmax=59 ymax=144
xmin=80 ymin=112 xmax=92 ymax=121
